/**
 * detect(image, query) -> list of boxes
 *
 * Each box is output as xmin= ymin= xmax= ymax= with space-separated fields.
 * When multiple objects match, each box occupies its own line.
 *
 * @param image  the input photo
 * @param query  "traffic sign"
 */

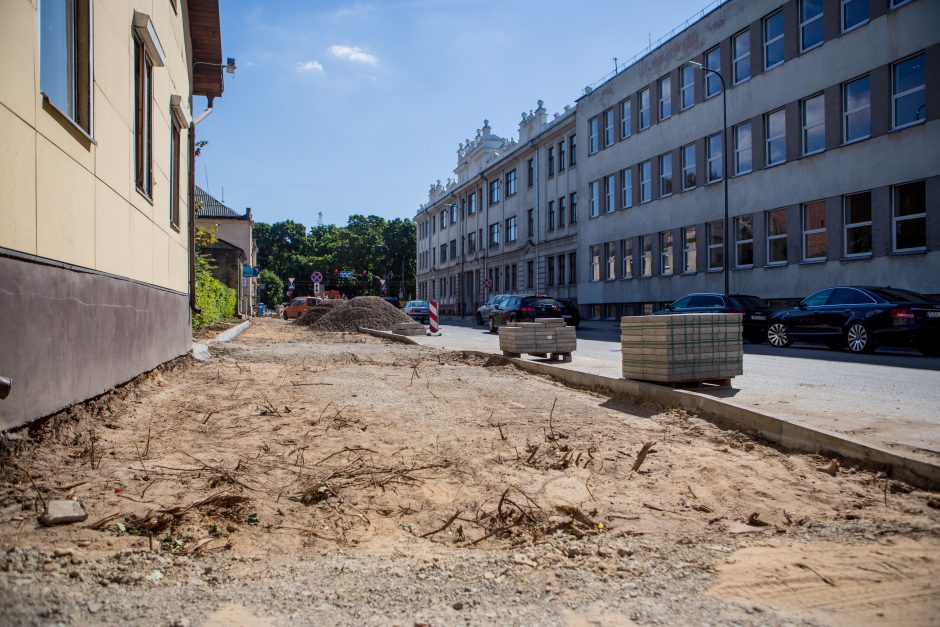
xmin=481 ymin=277 xmax=492 ymax=289
xmin=311 ymin=271 xmax=323 ymax=283
xmin=338 ymin=271 xmax=352 ymax=279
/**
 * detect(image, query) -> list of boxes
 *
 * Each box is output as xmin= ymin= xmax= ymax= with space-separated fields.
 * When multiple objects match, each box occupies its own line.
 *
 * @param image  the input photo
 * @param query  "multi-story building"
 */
xmin=195 ymin=187 xmax=258 ymax=316
xmin=416 ymin=0 xmax=939 ymax=321
xmin=0 ymin=0 xmax=226 ymax=429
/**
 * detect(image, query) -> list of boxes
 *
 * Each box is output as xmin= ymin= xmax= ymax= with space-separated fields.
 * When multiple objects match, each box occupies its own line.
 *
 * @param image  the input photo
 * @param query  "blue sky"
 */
xmin=197 ymin=0 xmax=714 ymax=227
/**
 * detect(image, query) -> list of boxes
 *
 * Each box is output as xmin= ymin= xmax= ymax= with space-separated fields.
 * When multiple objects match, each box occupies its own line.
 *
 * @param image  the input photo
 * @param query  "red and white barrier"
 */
xmin=427 ymin=300 xmax=441 ymax=336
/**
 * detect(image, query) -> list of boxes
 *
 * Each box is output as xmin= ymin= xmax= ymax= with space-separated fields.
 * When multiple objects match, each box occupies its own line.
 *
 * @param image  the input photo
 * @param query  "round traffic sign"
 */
xmin=311 ymin=271 xmax=323 ymax=283
xmin=481 ymin=277 xmax=492 ymax=289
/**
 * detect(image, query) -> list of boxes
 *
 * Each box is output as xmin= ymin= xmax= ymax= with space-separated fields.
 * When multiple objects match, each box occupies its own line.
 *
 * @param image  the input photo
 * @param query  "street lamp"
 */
xmin=690 ymin=61 xmax=729 ymax=295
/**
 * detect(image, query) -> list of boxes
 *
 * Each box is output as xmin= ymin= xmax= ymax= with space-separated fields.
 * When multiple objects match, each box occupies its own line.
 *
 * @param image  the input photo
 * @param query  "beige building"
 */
xmin=195 ymin=186 xmax=257 ymax=316
xmin=0 ymin=0 xmax=226 ymax=429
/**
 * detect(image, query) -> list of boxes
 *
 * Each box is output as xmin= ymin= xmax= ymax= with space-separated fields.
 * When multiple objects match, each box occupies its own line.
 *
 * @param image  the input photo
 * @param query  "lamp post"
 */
xmin=690 ymin=61 xmax=729 ymax=295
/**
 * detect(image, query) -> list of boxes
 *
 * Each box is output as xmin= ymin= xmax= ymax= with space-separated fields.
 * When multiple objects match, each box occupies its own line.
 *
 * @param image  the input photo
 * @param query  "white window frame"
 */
xmin=707 ymin=220 xmax=724 ymax=271
xmin=621 ymin=98 xmax=632 ymax=138
xmin=659 ymin=75 xmax=671 ymax=120
xmin=639 ymin=161 xmax=652 ymax=203
xmin=590 ymin=245 xmax=601 ymax=281
xmin=640 ymin=236 xmax=652 ymax=277
xmin=660 ymin=231 xmax=673 ymax=276
xmin=680 ymin=65 xmax=695 ymax=110
xmin=621 ymin=238 xmax=634 ymax=279
xmin=589 ymin=117 xmax=599 ymax=153
xmin=506 ymin=170 xmax=517 ymax=196
xmin=604 ymin=108 xmax=615 ymax=146
xmin=706 ymin=133 xmax=723 ymax=183
xmin=639 ymin=88 xmax=651 ymax=130
xmin=605 ymin=175 xmax=616 ymax=213
xmin=799 ymin=0 xmax=824 ymax=52
xmin=506 ymin=216 xmax=517 ymax=243
xmin=766 ymin=208 xmax=788 ymax=266
xmin=590 ymin=180 xmax=600 ymax=218
xmin=681 ymin=144 xmax=696 ymax=190
xmin=892 ymin=181 xmax=927 ymax=253
xmin=735 ymin=215 xmax=754 ymax=268
xmin=766 ymin=108 xmax=786 ymax=166
xmin=660 ymin=153 xmax=673 ymax=197
xmin=682 ymin=226 xmax=697 ymax=273
xmin=605 ymin=242 xmax=617 ymax=280
xmin=802 ymin=201 xmax=828 ymax=262
xmin=733 ymin=30 xmax=751 ymax=84
xmin=621 ymin=167 xmax=633 ymax=208
xmin=705 ymin=47 xmax=721 ymax=98
xmin=892 ymin=53 xmax=926 ymax=130
xmin=802 ymin=93 xmax=825 ymax=156
xmin=841 ymin=0 xmax=869 ymax=33
xmin=734 ymin=122 xmax=752 ymax=176
xmin=764 ymin=10 xmax=785 ymax=70
xmin=489 ymin=179 xmax=500 ymax=204
xmin=843 ymin=191 xmax=872 ymax=258
xmin=842 ymin=75 xmax=871 ymax=144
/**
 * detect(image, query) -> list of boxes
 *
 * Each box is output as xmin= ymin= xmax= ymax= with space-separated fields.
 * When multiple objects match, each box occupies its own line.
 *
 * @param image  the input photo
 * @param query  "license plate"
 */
xmin=563 ymin=315 xmax=572 ymax=320
xmin=750 ymin=315 xmax=767 ymax=321
xmin=928 ymin=311 xmax=940 ymax=318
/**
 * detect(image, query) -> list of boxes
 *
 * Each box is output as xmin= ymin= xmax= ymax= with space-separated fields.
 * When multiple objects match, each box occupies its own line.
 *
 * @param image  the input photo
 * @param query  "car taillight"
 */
xmin=520 ymin=306 xmax=535 ymax=313
xmin=891 ymin=308 xmax=915 ymax=322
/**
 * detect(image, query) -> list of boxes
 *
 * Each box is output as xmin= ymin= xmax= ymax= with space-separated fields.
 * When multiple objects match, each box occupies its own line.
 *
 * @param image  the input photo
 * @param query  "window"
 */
xmin=842 ymin=0 xmax=868 ymax=32
xmin=733 ymin=31 xmax=751 ymax=84
xmin=511 ymin=264 xmax=518 ymax=290
xmin=604 ymin=108 xmax=615 ymax=146
xmin=660 ymin=153 xmax=673 ymax=196
xmin=450 ymin=239 xmax=457 ymax=258
xmin=506 ymin=170 xmax=517 ymax=196
xmin=800 ymin=0 xmax=824 ymax=51
xmin=527 ymin=208 xmax=534 ymax=238
xmin=589 ymin=117 xmax=599 ymax=153
xmin=570 ymin=193 xmax=577 ymax=223
xmin=440 ymin=243 xmax=447 ymax=263
xmin=558 ymin=141 xmax=566 ymax=171
xmin=802 ymin=94 xmax=825 ymax=155
xmin=169 ymin=117 xmax=181 ymax=228
xmin=705 ymin=47 xmax=721 ymax=98
xmin=526 ymin=261 xmax=534 ymax=289
xmin=893 ymin=180 xmax=926 ymax=252
xmin=605 ymin=175 xmax=616 ymax=213
xmin=568 ymin=253 xmax=577 ymax=284
xmin=843 ymin=192 xmax=872 ymax=257
xmin=547 ymin=257 xmax=555 ymax=286
xmin=469 ymin=192 xmax=477 ymax=214
xmin=735 ymin=216 xmax=754 ymax=267
xmin=548 ymin=147 xmax=555 ymax=176
xmin=764 ymin=10 xmax=785 ymax=70
xmin=640 ymin=236 xmax=652 ymax=277
xmin=621 ymin=167 xmax=633 ymax=208
xmin=893 ymin=54 xmax=926 ymax=129
xmin=707 ymin=220 xmax=724 ymax=270
xmin=489 ymin=179 xmax=500 ymax=204
xmin=639 ymin=161 xmax=652 ymax=203
xmin=451 ymin=204 xmax=457 ymax=224
xmin=621 ymin=99 xmax=632 ymax=138
xmin=706 ymin=133 xmax=723 ymax=183
xmin=681 ymin=144 xmax=696 ymax=190
xmin=440 ymin=211 xmax=447 ymax=229
xmin=680 ymin=65 xmax=694 ymax=110
xmin=734 ymin=122 xmax=752 ymax=175
xmin=590 ymin=245 xmax=601 ymax=281
xmin=660 ymin=231 xmax=673 ymax=276
xmin=527 ymin=159 xmax=534 ymax=187
xmin=548 ymin=201 xmax=555 ymax=230
xmin=766 ymin=109 xmax=786 ymax=166
xmin=590 ymin=180 xmax=601 ymax=218
xmin=569 ymin=134 xmax=577 ymax=165
xmin=505 ymin=266 xmax=512 ymax=291
xmin=558 ymin=196 xmax=566 ymax=227
xmin=134 ymin=35 xmax=154 ymax=197
xmin=467 ymin=231 xmax=476 ymax=254
xmin=767 ymin=208 xmax=788 ymax=265
xmin=682 ymin=226 xmax=697 ymax=273
xmin=506 ymin=217 xmax=517 ymax=243
xmin=489 ymin=222 xmax=500 ymax=246
xmin=639 ymin=88 xmax=651 ymax=129
xmin=802 ymin=200 xmax=827 ymax=261
xmin=557 ymin=255 xmax=566 ymax=286
xmin=621 ymin=239 xmax=634 ymax=279
xmin=841 ymin=76 xmax=871 ymax=145
xmin=659 ymin=76 xmax=671 ymax=120
xmin=605 ymin=242 xmax=617 ymax=280
xmin=40 ymin=0 xmax=92 ymax=133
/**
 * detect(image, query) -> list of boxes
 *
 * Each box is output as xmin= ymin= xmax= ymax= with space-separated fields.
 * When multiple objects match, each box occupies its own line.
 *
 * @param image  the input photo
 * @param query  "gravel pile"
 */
xmin=311 ymin=296 xmax=413 ymax=332
xmin=294 ymin=300 xmax=345 ymax=326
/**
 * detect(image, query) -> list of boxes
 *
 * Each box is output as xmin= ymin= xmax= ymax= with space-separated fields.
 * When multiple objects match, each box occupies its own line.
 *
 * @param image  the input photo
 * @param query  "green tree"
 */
xmin=257 ymin=269 xmax=284 ymax=308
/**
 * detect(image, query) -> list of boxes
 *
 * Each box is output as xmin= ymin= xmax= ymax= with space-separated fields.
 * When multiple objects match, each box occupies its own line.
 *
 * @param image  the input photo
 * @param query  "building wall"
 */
xmin=0 ymin=0 xmax=198 ymax=429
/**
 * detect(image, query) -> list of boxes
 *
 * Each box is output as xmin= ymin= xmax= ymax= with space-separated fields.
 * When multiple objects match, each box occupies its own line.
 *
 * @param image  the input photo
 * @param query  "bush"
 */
xmin=193 ymin=274 xmax=236 ymax=329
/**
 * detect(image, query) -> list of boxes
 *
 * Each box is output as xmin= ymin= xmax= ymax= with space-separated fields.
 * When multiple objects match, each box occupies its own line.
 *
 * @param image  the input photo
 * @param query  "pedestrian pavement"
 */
xmin=411 ymin=316 xmax=940 ymax=468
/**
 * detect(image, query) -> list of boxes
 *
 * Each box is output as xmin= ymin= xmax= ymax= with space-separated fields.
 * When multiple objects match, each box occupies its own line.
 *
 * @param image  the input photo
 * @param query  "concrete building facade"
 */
xmin=415 ymin=0 xmax=939 ymax=321
xmin=0 ymin=0 xmax=225 ymax=429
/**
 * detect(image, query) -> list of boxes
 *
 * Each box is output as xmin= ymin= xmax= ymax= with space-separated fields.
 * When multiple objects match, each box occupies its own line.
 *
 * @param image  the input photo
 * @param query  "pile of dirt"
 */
xmin=294 ymin=300 xmax=345 ymax=326
xmin=310 ymin=296 xmax=414 ymax=332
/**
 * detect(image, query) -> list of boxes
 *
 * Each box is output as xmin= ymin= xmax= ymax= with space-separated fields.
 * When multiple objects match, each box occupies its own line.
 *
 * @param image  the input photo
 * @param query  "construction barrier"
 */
xmin=427 ymin=300 xmax=441 ymax=336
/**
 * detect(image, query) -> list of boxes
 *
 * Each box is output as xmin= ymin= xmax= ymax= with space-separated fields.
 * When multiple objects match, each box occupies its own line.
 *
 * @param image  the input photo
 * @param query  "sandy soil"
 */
xmin=1 ymin=318 xmax=938 ymax=626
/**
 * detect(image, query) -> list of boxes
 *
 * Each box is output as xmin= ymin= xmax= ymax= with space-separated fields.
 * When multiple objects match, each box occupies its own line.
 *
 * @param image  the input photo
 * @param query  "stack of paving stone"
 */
xmin=392 ymin=321 xmax=425 ymax=336
xmin=620 ymin=313 xmax=743 ymax=384
xmin=499 ymin=318 xmax=576 ymax=361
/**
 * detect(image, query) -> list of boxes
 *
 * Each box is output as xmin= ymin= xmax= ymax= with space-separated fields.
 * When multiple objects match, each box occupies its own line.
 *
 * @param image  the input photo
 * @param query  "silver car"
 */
xmin=476 ymin=294 xmax=510 ymax=325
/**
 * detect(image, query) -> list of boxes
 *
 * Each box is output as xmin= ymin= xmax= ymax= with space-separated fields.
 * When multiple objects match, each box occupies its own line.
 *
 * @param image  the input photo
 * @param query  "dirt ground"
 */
xmin=1 ymin=318 xmax=938 ymax=626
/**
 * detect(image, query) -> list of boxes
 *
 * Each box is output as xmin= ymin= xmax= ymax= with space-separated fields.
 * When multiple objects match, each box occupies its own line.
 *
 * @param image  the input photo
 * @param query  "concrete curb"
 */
xmin=192 ymin=319 xmax=253 ymax=362
xmin=358 ymin=328 xmax=420 ymax=345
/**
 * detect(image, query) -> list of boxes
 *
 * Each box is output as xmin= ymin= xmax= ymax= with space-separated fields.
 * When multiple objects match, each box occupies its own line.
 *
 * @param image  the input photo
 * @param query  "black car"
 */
xmin=766 ymin=286 xmax=940 ymax=355
xmin=655 ymin=293 xmax=772 ymax=343
xmin=489 ymin=295 xmax=564 ymax=332
xmin=558 ymin=299 xmax=581 ymax=330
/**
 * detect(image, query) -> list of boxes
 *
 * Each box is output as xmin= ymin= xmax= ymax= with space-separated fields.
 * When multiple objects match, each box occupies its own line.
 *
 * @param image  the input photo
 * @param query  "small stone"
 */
xmin=452 ymin=602 xmax=464 ymax=611
xmin=39 ymin=500 xmax=87 ymax=526
xmin=88 ymin=601 xmax=103 ymax=614
xmin=617 ymin=548 xmax=633 ymax=558
xmin=53 ymin=548 xmax=75 ymax=558
xmin=147 ymin=570 xmax=164 ymax=583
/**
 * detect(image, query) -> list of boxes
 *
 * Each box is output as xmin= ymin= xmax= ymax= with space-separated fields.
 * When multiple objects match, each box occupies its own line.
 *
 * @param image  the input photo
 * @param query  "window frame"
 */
xmin=680 ymin=65 xmax=695 ymax=110
xmin=169 ymin=115 xmax=181 ymax=229
xmin=892 ymin=180 xmax=927 ymax=253
xmin=658 ymin=75 xmax=672 ymax=120
xmin=621 ymin=167 xmax=633 ymax=208
xmin=707 ymin=220 xmax=724 ymax=271
xmin=640 ymin=235 xmax=653 ymax=277
xmin=892 ymin=53 xmax=926 ymax=131
xmin=604 ymin=108 xmax=615 ymax=147
xmin=733 ymin=121 xmax=752 ymax=176
xmin=639 ymin=88 xmax=651 ymax=130
xmin=766 ymin=208 xmax=789 ymax=266
xmin=590 ymin=245 xmax=601 ymax=282
xmin=548 ymin=200 xmax=555 ymax=231
xmin=505 ymin=169 xmax=517 ymax=196
xmin=569 ymin=134 xmax=577 ymax=165
xmin=489 ymin=179 xmax=501 ymax=205
xmin=735 ymin=215 xmax=754 ymax=268
xmin=39 ymin=0 xmax=94 ymax=137
xmin=705 ymin=47 xmax=721 ymax=98
xmin=799 ymin=0 xmax=824 ymax=52
xmin=765 ymin=108 xmax=787 ymax=167
xmin=605 ymin=241 xmax=617 ymax=280
xmin=681 ymin=143 xmax=696 ymax=190
xmin=639 ymin=161 xmax=652 ymax=203
xmin=558 ymin=140 xmax=566 ymax=171
xmin=801 ymin=93 xmax=826 ymax=156
xmin=842 ymin=75 xmax=871 ymax=144
xmin=706 ymin=133 xmax=723 ymax=183
xmin=763 ymin=10 xmax=785 ymax=70
xmin=732 ymin=30 xmax=751 ymax=84
xmin=570 ymin=192 xmax=578 ymax=224
xmin=506 ymin=216 xmax=518 ymax=243
xmin=682 ymin=226 xmax=697 ymax=273
xmin=589 ymin=180 xmax=601 ymax=218
xmin=841 ymin=0 xmax=869 ymax=33
xmin=802 ymin=200 xmax=828 ymax=262
xmin=621 ymin=98 xmax=632 ymax=138
xmin=659 ymin=152 xmax=673 ymax=197
xmin=605 ymin=175 xmax=616 ymax=213
xmin=660 ymin=231 xmax=674 ymax=276
xmin=134 ymin=34 xmax=154 ymax=199
xmin=843 ymin=191 xmax=872 ymax=258
xmin=621 ymin=238 xmax=634 ymax=279
xmin=589 ymin=117 xmax=599 ymax=154
xmin=558 ymin=196 xmax=566 ymax=227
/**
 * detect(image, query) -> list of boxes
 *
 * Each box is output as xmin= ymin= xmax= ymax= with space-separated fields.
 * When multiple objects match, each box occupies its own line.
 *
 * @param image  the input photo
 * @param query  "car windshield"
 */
xmin=864 ymin=288 xmax=936 ymax=305
xmin=290 ymin=299 xmax=303 ymax=306
xmin=405 ymin=301 xmax=428 ymax=308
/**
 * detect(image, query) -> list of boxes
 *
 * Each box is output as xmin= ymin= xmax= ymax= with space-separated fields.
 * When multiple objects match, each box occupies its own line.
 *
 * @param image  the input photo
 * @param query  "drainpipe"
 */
xmin=481 ymin=174 xmax=488 ymax=302
xmin=528 ymin=140 xmax=541 ymax=293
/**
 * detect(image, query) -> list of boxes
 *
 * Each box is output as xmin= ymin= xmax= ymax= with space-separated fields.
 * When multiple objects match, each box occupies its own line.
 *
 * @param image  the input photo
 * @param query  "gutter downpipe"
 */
xmin=481 ymin=174 xmax=488 ymax=303
xmin=188 ymin=100 xmax=214 ymax=314
xmin=528 ymin=140 xmax=540 ymax=294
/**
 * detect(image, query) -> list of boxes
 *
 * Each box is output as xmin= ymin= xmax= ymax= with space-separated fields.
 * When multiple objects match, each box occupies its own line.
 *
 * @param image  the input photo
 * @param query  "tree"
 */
xmin=257 ymin=269 xmax=284 ymax=308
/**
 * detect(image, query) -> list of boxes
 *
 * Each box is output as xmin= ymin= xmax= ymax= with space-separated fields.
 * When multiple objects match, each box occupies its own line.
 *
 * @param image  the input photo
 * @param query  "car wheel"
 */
xmin=489 ymin=317 xmax=498 ymax=333
xmin=845 ymin=322 xmax=875 ymax=354
xmin=767 ymin=323 xmax=792 ymax=348
xmin=476 ymin=313 xmax=484 ymax=326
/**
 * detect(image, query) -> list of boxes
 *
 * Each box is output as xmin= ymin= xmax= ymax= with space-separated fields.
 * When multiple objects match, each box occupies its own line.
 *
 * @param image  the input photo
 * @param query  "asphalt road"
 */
xmin=414 ymin=316 xmax=940 ymax=465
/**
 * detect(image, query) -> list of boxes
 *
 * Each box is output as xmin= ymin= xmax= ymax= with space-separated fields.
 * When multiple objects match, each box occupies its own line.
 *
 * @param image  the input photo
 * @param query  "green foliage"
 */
xmin=193 ymin=224 xmax=236 ymax=328
xmin=258 ymin=269 xmax=284 ymax=309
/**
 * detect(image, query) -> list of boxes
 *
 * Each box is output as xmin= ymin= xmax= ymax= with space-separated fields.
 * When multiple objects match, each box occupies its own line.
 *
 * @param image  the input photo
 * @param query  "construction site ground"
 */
xmin=1 ymin=318 xmax=938 ymax=626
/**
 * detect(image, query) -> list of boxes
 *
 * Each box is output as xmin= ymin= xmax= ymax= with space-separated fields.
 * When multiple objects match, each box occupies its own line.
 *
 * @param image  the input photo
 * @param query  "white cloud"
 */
xmin=296 ymin=60 xmax=324 ymax=73
xmin=327 ymin=44 xmax=378 ymax=66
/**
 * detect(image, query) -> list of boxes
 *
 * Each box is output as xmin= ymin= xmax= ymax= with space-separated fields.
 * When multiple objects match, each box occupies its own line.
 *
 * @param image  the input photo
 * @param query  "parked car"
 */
xmin=489 ymin=295 xmax=564 ymax=332
xmin=476 ymin=294 xmax=510 ymax=325
xmin=282 ymin=296 xmax=321 ymax=320
xmin=381 ymin=296 xmax=402 ymax=308
xmin=655 ymin=293 xmax=772 ymax=343
xmin=766 ymin=286 xmax=940 ymax=355
xmin=402 ymin=300 xmax=430 ymax=324
xmin=558 ymin=299 xmax=581 ymax=329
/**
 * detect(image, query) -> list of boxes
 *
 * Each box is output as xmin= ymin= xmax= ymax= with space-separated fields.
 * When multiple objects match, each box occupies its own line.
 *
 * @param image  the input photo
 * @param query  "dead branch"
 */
xmin=631 ymin=441 xmax=657 ymax=473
